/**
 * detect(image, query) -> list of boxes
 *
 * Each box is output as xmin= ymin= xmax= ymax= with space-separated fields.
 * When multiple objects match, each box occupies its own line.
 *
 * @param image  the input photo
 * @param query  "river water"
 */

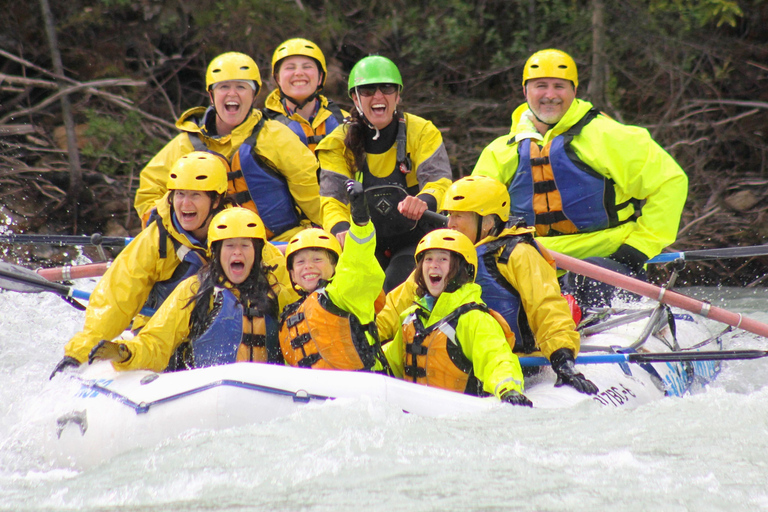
xmin=1 ymin=275 xmax=767 ymax=511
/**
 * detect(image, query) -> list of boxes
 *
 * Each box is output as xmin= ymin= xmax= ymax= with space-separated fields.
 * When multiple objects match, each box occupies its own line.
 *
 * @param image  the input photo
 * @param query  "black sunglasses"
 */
xmin=355 ymin=84 xmax=399 ymax=97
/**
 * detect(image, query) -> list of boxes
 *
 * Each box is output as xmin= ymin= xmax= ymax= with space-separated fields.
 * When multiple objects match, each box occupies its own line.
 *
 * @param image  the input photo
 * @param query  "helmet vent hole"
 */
xmin=170 ymin=173 xmax=178 ymax=179
xmin=453 ymin=195 xmax=465 ymax=200
xmin=195 ymin=175 xmax=206 ymax=180
xmin=240 ymin=66 xmax=250 ymax=71
xmin=247 ymin=222 xmax=257 ymax=228
xmin=558 ymin=65 xmax=568 ymax=69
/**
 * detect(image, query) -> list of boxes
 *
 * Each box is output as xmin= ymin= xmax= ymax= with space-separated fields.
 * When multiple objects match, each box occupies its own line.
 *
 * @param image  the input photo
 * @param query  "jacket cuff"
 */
xmin=330 ymin=221 xmax=351 ymax=236
xmin=416 ymin=193 xmax=438 ymax=212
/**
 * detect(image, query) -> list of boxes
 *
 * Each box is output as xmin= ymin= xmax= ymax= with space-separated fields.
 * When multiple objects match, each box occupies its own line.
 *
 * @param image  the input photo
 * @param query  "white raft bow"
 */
xmin=46 ymin=305 xmax=724 ymax=468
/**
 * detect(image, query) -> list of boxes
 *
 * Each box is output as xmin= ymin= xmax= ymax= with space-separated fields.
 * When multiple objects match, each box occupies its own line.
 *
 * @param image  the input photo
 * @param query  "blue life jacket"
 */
xmin=190 ymin=287 xmax=279 ymax=368
xmin=188 ymin=116 xmax=302 ymax=239
xmin=265 ymin=100 xmax=345 ymax=148
xmin=509 ymin=109 xmax=640 ymax=236
xmin=475 ymin=234 xmax=537 ymax=353
xmin=143 ymin=213 xmax=207 ymax=313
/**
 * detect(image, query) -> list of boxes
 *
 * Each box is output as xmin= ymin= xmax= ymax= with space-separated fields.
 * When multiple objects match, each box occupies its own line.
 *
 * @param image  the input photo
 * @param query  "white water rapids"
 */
xmin=1 ymin=274 xmax=767 ymax=511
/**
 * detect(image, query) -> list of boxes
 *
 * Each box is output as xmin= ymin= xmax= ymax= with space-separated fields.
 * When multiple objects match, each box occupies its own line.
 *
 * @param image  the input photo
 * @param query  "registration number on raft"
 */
xmin=592 ymin=384 xmax=636 ymax=407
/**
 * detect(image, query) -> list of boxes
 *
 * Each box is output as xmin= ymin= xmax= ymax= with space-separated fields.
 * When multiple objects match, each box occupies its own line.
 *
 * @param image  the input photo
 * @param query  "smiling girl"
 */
xmin=383 ymin=229 xmax=532 ymax=406
xmin=263 ymin=38 xmax=348 ymax=152
xmin=278 ymin=180 xmax=389 ymax=373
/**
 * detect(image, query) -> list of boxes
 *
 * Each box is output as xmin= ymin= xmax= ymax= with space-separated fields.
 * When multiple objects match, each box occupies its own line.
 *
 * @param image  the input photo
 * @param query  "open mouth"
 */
xmin=370 ymin=103 xmax=387 ymax=115
xmin=428 ymin=273 xmax=444 ymax=286
xmin=225 ymin=101 xmax=240 ymax=114
xmin=180 ymin=211 xmax=198 ymax=223
xmin=230 ymin=260 xmax=245 ymax=272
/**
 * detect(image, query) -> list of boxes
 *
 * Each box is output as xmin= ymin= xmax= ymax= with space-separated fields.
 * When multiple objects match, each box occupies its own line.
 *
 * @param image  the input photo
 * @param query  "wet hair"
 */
xmin=343 ymin=107 xmax=402 ymax=175
xmin=414 ymin=250 xmax=473 ymax=297
xmin=187 ymin=238 xmax=278 ymax=331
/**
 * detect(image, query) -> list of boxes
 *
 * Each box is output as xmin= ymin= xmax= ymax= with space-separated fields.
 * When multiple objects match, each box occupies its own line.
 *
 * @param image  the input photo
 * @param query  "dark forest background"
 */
xmin=1 ymin=0 xmax=767 ymax=286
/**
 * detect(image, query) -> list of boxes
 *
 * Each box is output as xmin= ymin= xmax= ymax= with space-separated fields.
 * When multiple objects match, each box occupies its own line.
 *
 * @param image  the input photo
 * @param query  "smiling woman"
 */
xmin=316 ymin=55 xmax=454 ymax=292
xmin=90 ymin=207 xmax=295 ymax=372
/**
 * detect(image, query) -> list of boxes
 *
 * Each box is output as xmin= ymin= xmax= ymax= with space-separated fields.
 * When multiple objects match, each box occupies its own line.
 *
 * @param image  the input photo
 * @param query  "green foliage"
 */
xmin=81 ymin=111 xmax=163 ymax=176
xmin=649 ymin=0 xmax=744 ymax=29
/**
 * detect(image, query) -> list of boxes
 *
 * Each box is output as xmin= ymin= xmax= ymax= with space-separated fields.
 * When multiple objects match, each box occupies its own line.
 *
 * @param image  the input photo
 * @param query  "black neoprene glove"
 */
xmin=49 ymin=356 xmax=81 ymax=380
xmin=550 ymin=348 xmax=599 ymax=395
xmin=345 ymin=179 xmax=370 ymax=226
xmin=608 ymin=244 xmax=648 ymax=275
xmin=88 ymin=340 xmax=132 ymax=365
xmin=500 ymin=390 xmax=534 ymax=407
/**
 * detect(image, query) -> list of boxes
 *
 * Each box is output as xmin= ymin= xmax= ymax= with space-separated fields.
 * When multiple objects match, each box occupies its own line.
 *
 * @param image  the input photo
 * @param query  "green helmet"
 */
xmin=347 ymin=56 xmax=403 ymax=98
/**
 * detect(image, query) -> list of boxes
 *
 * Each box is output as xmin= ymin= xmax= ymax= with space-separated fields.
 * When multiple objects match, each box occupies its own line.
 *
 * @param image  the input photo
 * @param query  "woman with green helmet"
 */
xmin=134 ymin=51 xmax=322 ymax=243
xmin=263 ymin=38 xmax=348 ymax=152
xmin=89 ymin=207 xmax=295 ymax=372
xmin=316 ymin=55 xmax=453 ymax=292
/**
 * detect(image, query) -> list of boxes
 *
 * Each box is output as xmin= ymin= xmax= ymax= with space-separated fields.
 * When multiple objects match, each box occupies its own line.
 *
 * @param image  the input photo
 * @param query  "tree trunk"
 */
xmin=40 ymin=0 xmax=82 ymax=232
xmin=588 ymin=0 xmax=606 ymax=107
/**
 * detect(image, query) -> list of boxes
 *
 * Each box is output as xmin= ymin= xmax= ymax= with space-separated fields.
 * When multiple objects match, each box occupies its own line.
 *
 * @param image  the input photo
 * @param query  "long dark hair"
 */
xmin=343 ymin=107 xmax=402 ymax=175
xmin=413 ymin=250 xmax=473 ymax=298
xmin=187 ymin=238 xmax=278 ymax=332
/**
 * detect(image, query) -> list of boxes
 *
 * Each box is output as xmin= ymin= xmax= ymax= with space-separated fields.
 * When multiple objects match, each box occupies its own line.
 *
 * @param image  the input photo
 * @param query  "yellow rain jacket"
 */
xmin=316 ymin=113 xmax=452 ymax=234
xmin=64 ymin=197 xmax=296 ymax=364
xmin=114 ymin=270 xmax=288 ymax=373
xmin=279 ymin=221 xmax=387 ymax=371
xmin=472 ymin=100 xmax=688 ymax=261
xmin=474 ymin=225 xmax=579 ymax=359
xmin=384 ymin=282 xmax=525 ymax=398
xmin=376 ymin=226 xmax=579 ymax=359
xmin=134 ymin=106 xmax=322 ymax=241
xmin=263 ymin=90 xmax=348 ymax=152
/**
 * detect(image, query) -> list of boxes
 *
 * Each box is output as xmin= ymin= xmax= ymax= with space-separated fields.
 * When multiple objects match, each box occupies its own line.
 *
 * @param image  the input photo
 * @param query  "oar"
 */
xmin=37 ymin=262 xmax=110 ymax=281
xmin=551 ymin=250 xmax=768 ymax=338
xmin=648 ymin=245 xmax=768 ymax=264
xmin=0 ymin=233 xmax=133 ymax=247
xmin=519 ymin=349 xmax=768 ymax=366
xmin=0 ymin=261 xmax=155 ymax=316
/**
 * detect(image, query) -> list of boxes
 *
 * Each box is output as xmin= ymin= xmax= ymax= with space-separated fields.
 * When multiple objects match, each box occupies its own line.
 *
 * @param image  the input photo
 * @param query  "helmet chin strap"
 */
xmin=281 ymin=90 xmax=320 ymax=112
xmin=474 ymin=214 xmax=485 ymax=244
xmin=354 ymin=88 xmax=380 ymax=141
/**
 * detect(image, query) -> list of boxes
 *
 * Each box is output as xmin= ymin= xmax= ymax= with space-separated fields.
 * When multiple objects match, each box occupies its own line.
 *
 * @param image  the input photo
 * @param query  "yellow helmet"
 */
xmin=414 ymin=229 xmax=478 ymax=279
xmin=522 ymin=49 xmax=578 ymax=88
xmin=167 ymin=152 xmax=229 ymax=194
xmin=205 ymin=52 xmax=262 ymax=92
xmin=271 ymin=38 xmax=327 ymax=88
xmin=208 ymin=207 xmax=267 ymax=249
xmin=285 ymin=228 xmax=342 ymax=269
xmin=441 ymin=176 xmax=510 ymax=221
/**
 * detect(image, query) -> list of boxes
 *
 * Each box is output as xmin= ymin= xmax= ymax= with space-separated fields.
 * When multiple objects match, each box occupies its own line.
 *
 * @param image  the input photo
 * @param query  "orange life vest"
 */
xmin=279 ymin=289 xmax=384 ymax=371
xmin=402 ymin=302 xmax=511 ymax=395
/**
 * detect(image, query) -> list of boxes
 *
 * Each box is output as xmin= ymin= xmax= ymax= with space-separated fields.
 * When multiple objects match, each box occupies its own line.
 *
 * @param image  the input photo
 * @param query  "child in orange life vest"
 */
xmin=89 ymin=208 xmax=289 ymax=372
xmin=278 ymin=180 xmax=389 ymax=373
xmin=383 ymin=229 xmax=532 ymax=406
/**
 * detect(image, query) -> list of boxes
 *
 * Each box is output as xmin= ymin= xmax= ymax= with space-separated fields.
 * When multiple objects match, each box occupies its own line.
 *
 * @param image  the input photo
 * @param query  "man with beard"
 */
xmin=472 ymin=49 xmax=688 ymax=306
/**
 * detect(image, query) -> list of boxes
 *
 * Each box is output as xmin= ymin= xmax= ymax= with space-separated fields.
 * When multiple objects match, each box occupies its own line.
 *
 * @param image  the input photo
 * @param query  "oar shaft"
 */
xmin=37 ymin=262 xmax=110 ymax=281
xmin=551 ymin=250 xmax=768 ymax=338
xmin=519 ymin=350 xmax=768 ymax=366
xmin=0 ymin=234 xmax=132 ymax=247
xmin=648 ymin=245 xmax=768 ymax=263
